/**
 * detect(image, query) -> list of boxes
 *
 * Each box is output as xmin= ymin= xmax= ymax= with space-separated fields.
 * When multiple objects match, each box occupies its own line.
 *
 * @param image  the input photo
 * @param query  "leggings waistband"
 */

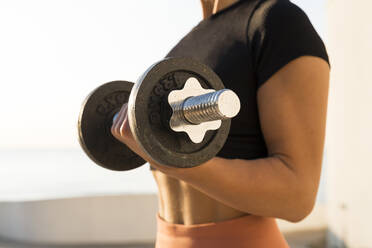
xmin=155 ymin=214 xmax=289 ymax=248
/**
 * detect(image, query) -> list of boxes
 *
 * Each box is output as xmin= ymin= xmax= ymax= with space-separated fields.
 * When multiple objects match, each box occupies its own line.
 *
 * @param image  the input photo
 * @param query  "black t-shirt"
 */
xmin=165 ymin=0 xmax=329 ymax=160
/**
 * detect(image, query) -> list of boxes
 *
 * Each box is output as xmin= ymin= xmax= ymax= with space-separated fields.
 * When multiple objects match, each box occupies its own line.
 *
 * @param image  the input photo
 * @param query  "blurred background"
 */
xmin=0 ymin=0 xmax=369 ymax=247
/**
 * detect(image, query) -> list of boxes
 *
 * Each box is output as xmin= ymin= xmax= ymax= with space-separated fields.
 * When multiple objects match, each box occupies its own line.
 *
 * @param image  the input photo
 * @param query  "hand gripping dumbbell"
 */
xmin=78 ymin=57 xmax=240 ymax=171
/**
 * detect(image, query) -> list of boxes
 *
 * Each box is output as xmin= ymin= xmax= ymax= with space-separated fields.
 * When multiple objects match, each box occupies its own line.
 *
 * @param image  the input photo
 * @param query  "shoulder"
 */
xmin=248 ymin=0 xmax=310 ymax=36
xmin=246 ymin=0 xmax=329 ymax=87
xmin=253 ymin=0 xmax=306 ymax=20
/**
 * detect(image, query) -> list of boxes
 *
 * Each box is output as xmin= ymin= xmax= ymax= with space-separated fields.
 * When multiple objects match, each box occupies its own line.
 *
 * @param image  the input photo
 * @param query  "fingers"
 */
xmin=111 ymin=103 xmax=129 ymax=142
xmin=110 ymin=104 xmax=171 ymax=170
xmin=119 ymin=106 xmax=131 ymax=137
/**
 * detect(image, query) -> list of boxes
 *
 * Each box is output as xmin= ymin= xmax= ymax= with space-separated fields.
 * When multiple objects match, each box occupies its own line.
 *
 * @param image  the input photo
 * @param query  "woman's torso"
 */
xmin=153 ymin=0 xmax=267 ymax=224
xmin=152 ymin=0 xmax=330 ymax=224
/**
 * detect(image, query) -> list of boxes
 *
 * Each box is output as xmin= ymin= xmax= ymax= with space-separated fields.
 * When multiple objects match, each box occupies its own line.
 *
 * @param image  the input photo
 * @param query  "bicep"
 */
xmin=257 ymin=56 xmax=330 ymax=184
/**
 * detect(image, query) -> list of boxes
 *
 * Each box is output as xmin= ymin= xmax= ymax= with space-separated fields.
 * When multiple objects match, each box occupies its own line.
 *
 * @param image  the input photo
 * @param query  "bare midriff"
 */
xmin=152 ymin=169 xmax=249 ymax=225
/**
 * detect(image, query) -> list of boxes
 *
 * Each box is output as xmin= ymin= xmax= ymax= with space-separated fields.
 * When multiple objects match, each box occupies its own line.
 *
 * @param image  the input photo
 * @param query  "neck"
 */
xmin=200 ymin=0 xmax=239 ymax=19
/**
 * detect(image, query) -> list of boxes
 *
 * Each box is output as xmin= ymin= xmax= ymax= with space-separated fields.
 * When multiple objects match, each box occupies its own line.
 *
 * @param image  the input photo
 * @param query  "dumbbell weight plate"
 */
xmin=78 ymin=81 xmax=146 ymax=171
xmin=128 ymin=57 xmax=231 ymax=168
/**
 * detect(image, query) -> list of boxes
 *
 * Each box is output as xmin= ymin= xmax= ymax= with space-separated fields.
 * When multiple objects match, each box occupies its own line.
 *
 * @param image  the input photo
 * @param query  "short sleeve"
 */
xmin=247 ymin=0 xmax=330 ymax=89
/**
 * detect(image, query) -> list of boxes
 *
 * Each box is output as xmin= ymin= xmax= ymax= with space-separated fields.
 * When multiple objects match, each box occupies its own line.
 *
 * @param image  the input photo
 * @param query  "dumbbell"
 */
xmin=78 ymin=57 xmax=240 ymax=171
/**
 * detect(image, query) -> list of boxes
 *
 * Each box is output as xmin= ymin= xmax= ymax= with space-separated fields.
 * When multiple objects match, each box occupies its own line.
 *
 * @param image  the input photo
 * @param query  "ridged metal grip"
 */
xmin=183 ymin=89 xmax=240 ymax=125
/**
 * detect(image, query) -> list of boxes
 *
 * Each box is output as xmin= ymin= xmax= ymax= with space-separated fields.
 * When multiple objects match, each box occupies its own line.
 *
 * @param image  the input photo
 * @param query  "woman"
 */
xmin=112 ymin=0 xmax=330 ymax=247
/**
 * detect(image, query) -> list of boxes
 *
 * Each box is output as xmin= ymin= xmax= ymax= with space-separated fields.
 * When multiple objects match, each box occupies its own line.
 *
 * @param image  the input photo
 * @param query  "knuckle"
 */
xmin=119 ymin=124 xmax=127 ymax=137
xmin=119 ymin=120 xmax=130 ymax=137
xmin=111 ymin=121 xmax=121 ymax=136
xmin=111 ymin=125 xmax=118 ymax=138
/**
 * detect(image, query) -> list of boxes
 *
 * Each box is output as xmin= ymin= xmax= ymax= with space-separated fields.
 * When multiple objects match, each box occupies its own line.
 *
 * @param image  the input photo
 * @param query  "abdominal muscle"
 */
xmin=152 ymin=168 xmax=249 ymax=225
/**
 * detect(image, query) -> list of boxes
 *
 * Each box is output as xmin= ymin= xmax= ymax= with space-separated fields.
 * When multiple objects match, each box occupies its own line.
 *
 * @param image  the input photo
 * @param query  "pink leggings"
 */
xmin=155 ymin=214 xmax=289 ymax=248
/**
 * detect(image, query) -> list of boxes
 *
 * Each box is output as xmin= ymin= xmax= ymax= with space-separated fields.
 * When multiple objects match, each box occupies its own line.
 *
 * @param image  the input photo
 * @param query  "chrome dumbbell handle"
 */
xmin=168 ymin=77 xmax=240 ymax=143
xmin=113 ymin=77 xmax=241 ymax=144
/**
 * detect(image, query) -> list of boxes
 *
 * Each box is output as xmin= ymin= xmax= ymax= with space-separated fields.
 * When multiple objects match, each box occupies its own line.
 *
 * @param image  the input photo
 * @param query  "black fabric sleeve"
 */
xmin=248 ymin=0 xmax=330 ymax=89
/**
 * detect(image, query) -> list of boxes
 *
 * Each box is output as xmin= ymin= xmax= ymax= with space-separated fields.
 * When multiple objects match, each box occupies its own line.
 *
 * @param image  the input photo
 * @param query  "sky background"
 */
xmin=0 ymin=0 xmax=327 ymax=149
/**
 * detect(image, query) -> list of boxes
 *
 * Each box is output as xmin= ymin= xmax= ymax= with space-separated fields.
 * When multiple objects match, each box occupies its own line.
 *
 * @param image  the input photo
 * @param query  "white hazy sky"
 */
xmin=0 ymin=0 xmax=327 ymax=149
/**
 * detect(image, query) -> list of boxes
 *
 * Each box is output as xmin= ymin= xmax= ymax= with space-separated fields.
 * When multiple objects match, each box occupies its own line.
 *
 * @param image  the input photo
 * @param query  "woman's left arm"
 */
xmin=112 ymin=56 xmax=330 ymax=223
xmin=164 ymin=56 xmax=330 ymax=222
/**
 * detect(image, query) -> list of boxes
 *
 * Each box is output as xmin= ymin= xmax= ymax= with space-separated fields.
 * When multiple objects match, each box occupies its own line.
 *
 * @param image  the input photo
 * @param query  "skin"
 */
xmin=111 ymin=0 xmax=330 ymax=225
xmin=200 ymin=0 xmax=240 ymax=18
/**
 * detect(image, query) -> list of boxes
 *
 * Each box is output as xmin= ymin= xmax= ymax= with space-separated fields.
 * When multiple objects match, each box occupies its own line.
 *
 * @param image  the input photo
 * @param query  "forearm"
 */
xmin=165 ymin=156 xmax=315 ymax=222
